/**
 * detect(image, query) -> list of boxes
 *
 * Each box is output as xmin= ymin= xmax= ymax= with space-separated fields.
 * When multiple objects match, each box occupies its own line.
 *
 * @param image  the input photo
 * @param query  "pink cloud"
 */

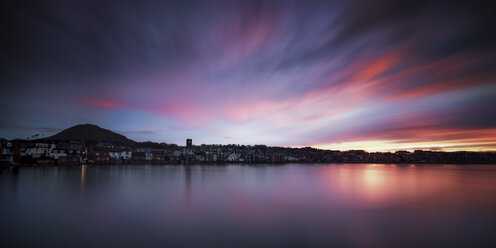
xmin=77 ymin=97 xmax=125 ymax=110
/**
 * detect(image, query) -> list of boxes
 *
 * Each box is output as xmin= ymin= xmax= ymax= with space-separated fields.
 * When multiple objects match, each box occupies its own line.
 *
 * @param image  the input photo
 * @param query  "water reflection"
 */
xmin=184 ymin=166 xmax=192 ymax=207
xmin=1 ymin=164 xmax=495 ymax=248
xmin=80 ymin=165 xmax=86 ymax=192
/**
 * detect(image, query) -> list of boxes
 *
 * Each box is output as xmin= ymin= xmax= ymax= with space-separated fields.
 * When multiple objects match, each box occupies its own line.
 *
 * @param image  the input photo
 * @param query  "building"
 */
xmin=87 ymin=148 xmax=110 ymax=165
xmin=186 ymin=139 xmax=192 ymax=148
xmin=151 ymin=149 xmax=166 ymax=161
xmin=0 ymin=141 xmax=14 ymax=162
xmin=50 ymin=147 xmax=67 ymax=160
xmin=133 ymin=148 xmax=153 ymax=162
xmin=24 ymin=143 xmax=55 ymax=158
xmin=108 ymin=148 xmax=133 ymax=160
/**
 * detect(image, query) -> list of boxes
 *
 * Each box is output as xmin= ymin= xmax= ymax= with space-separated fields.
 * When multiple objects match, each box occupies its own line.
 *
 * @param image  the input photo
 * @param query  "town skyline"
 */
xmin=2 ymin=123 xmax=496 ymax=166
xmin=2 ymin=123 xmax=496 ymax=154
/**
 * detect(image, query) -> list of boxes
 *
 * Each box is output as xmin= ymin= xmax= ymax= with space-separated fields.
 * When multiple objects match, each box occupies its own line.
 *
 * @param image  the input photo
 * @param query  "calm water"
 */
xmin=1 ymin=164 xmax=496 ymax=248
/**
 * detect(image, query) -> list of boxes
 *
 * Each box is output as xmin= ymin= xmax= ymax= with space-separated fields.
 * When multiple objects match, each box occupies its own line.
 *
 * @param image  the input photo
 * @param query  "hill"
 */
xmin=45 ymin=124 xmax=135 ymax=145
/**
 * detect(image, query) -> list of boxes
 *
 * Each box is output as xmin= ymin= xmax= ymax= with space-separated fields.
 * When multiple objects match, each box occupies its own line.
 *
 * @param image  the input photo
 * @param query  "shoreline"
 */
xmin=3 ymin=161 xmax=496 ymax=168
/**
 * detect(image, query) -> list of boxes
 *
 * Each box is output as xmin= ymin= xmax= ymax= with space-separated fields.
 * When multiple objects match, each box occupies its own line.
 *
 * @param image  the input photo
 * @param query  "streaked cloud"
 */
xmin=1 ymin=0 xmax=495 ymax=151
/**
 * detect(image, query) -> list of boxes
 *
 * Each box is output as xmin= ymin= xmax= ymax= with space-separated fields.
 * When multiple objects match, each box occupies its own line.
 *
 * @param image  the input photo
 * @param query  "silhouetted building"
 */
xmin=186 ymin=139 xmax=192 ymax=148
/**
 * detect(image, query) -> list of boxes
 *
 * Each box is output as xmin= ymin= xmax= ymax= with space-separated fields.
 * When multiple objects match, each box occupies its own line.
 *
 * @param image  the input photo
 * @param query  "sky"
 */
xmin=1 ymin=0 xmax=496 ymax=151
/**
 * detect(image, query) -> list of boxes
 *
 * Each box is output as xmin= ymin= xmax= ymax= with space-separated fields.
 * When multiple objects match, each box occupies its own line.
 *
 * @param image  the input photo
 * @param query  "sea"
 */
xmin=1 ymin=164 xmax=495 ymax=247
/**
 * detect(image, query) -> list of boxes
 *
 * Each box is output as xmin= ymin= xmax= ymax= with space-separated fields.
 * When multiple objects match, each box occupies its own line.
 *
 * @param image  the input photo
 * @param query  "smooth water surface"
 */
xmin=1 ymin=164 xmax=496 ymax=247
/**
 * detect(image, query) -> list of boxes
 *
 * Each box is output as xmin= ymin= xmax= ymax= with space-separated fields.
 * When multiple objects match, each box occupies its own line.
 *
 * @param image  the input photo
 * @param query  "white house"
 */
xmin=227 ymin=152 xmax=241 ymax=162
xmin=109 ymin=149 xmax=133 ymax=160
xmin=50 ymin=148 xmax=67 ymax=160
xmin=25 ymin=143 xmax=55 ymax=158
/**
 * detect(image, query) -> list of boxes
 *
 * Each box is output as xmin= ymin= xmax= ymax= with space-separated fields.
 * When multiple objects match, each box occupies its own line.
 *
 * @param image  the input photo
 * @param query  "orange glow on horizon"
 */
xmin=312 ymin=140 xmax=496 ymax=152
xmin=307 ymin=128 xmax=496 ymax=152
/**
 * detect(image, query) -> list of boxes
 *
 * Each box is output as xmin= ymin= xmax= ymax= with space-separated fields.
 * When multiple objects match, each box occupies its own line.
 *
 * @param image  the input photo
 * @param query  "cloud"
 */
xmin=1 ymin=0 xmax=495 ymax=150
xmin=77 ymin=97 xmax=125 ymax=110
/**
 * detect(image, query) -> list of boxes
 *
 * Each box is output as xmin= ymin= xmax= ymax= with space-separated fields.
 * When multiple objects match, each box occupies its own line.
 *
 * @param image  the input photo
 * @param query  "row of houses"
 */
xmin=2 ymin=139 xmax=496 ymax=165
xmin=1 ymin=140 xmax=188 ymax=165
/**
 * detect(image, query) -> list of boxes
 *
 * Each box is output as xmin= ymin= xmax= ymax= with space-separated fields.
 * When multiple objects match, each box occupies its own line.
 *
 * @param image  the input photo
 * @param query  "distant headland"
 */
xmin=1 ymin=124 xmax=495 ymax=166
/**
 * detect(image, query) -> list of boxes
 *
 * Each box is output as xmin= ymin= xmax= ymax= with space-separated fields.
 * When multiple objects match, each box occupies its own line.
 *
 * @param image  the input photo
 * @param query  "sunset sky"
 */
xmin=1 ymin=0 xmax=495 ymax=151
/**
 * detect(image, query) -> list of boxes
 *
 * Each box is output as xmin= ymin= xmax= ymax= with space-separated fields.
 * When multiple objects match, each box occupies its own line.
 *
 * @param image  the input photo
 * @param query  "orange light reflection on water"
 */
xmin=318 ymin=164 xmax=496 ymax=211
